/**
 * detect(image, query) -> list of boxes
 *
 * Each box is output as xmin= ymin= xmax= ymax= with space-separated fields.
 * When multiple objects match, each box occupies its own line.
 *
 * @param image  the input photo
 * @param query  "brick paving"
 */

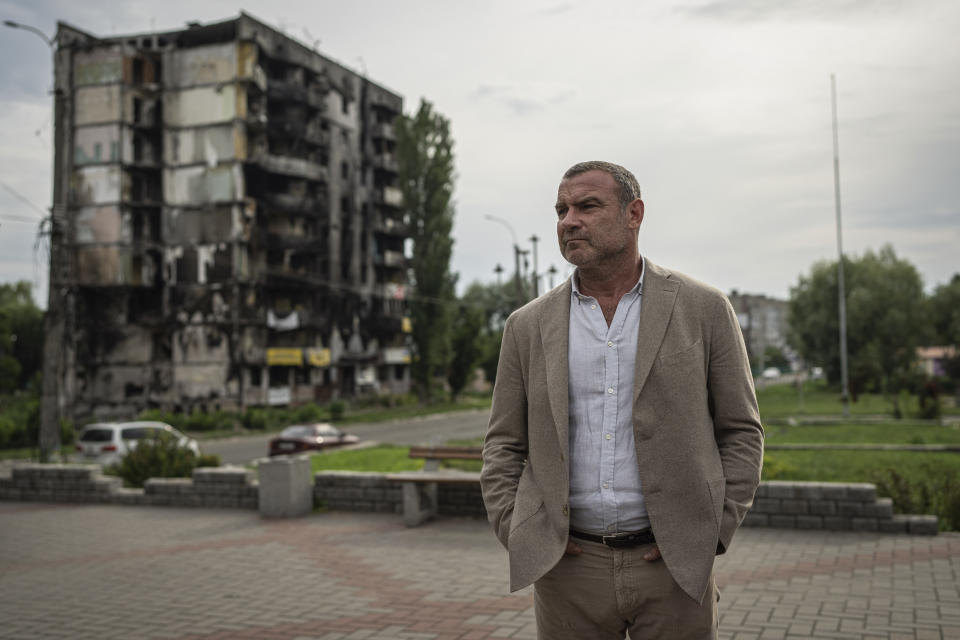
xmin=1 ymin=503 xmax=958 ymax=639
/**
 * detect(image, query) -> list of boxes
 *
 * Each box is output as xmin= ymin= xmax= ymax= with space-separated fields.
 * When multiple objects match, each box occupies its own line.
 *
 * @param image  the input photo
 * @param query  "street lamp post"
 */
xmin=3 ymin=20 xmax=55 ymax=47
xmin=830 ymin=74 xmax=851 ymax=418
xmin=529 ymin=234 xmax=539 ymax=297
xmin=4 ymin=20 xmax=64 ymax=461
xmin=484 ymin=214 xmax=524 ymax=309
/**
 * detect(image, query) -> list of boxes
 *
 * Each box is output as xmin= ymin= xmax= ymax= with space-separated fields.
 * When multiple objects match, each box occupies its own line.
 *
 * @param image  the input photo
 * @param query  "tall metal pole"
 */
xmin=5 ymin=20 xmax=64 ymax=460
xmin=529 ymin=234 xmax=540 ymax=297
xmin=831 ymin=74 xmax=851 ymax=418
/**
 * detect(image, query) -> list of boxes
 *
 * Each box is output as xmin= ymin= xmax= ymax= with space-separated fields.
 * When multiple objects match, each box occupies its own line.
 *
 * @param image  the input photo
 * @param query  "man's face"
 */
xmin=555 ymin=170 xmax=642 ymax=269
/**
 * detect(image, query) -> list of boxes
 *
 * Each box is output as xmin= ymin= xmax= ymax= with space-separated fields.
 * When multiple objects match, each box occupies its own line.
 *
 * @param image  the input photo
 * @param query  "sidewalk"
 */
xmin=1 ymin=502 xmax=958 ymax=639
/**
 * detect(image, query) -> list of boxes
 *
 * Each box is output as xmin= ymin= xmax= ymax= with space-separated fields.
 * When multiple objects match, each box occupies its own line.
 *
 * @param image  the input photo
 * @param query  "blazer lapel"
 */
xmin=539 ymin=282 xmax=571 ymax=452
xmin=633 ymin=260 xmax=680 ymax=400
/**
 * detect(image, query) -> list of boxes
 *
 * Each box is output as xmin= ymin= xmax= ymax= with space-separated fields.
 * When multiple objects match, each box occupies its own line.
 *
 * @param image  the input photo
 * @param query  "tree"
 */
xmin=763 ymin=346 xmax=790 ymax=372
xmin=460 ymin=279 xmax=518 ymax=387
xmin=396 ymin=99 xmax=458 ymax=401
xmin=929 ymin=274 xmax=960 ymax=346
xmin=447 ymin=303 xmax=485 ymax=400
xmin=928 ymin=273 xmax=960 ymax=384
xmin=0 ymin=281 xmax=44 ymax=393
xmin=788 ymin=245 xmax=929 ymax=402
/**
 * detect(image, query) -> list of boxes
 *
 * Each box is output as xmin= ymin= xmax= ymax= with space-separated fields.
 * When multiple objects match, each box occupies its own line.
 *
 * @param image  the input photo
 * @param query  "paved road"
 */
xmin=2 ymin=502 xmax=959 ymax=639
xmin=202 ymin=410 xmax=491 ymax=465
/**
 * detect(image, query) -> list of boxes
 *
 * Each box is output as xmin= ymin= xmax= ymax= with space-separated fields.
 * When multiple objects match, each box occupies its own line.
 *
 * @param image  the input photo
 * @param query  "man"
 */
xmin=480 ymin=161 xmax=764 ymax=639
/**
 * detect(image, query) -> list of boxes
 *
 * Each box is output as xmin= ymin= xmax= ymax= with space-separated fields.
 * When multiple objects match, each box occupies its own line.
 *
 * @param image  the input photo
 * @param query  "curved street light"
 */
xmin=3 ymin=20 xmax=55 ymax=48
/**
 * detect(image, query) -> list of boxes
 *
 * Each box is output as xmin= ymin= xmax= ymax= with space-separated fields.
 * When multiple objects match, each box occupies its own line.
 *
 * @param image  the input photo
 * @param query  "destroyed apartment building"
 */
xmin=49 ymin=13 xmax=412 ymax=419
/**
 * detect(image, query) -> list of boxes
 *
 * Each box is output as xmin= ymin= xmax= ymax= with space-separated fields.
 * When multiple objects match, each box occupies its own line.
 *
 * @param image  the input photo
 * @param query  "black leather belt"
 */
xmin=570 ymin=528 xmax=656 ymax=549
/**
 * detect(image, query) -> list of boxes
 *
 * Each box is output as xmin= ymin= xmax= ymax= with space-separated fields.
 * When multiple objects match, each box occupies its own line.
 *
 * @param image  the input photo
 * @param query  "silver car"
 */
xmin=75 ymin=421 xmax=201 ymax=466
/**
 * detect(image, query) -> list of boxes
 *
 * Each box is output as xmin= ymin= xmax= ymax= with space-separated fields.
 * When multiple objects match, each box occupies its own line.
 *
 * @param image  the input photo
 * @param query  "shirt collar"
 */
xmin=571 ymin=255 xmax=646 ymax=302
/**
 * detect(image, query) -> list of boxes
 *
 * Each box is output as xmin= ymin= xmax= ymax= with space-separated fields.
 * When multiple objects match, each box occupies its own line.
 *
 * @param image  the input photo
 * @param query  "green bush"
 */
xmin=0 ymin=393 xmax=39 ymax=449
xmin=184 ymin=409 xmax=236 ymax=432
xmin=328 ymin=400 xmax=345 ymax=422
xmin=874 ymin=464 xmax=960 ymax=532
xmin=108 ymin=433 xmax=221 ymax=488
xmin=60 ymin=418 xmax=75 ymax=447
xmin=242 ymin=408 xmax=268 ymax=430
xmin=349 ymin=393 xmax=418 ymax=410
xmin=760 ymin=455 xmax=799 ymax=480
xmin=293 ymin=403 xmax=326 ymax=423
xmin=137 ymin=409 xmax=186 ymax=430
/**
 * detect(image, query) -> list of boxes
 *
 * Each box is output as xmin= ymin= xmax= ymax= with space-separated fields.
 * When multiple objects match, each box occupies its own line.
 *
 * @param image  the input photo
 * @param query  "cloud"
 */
xmin=677 ymin=0 xmax=909 ymax=22
xmin=468 ymin=84 xmax=576 ymax=116
xmin=532 ymin=3 xmax=575 ymax=17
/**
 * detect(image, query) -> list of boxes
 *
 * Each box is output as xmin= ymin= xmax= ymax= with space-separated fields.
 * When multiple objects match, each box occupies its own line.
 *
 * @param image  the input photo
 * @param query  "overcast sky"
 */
xmin=1 ymin=0 xmax=957 ymax=307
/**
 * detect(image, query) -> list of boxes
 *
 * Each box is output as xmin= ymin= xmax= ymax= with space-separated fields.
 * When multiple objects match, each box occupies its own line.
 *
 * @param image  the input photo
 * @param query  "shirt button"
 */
xmin=607 ymin=387 xmax=614 ymax=394
xmin=602 ymin=482 xmax=609 ymax=489
xmin=562 ymin=504 xmax=569 ymax=516
xmin=591 ymin=304 xmax=597 ymax=310
xmin=607 ymin=341 xmax=614 ymax=347
xmin=605 ymin=434 xmax=612 ymax=440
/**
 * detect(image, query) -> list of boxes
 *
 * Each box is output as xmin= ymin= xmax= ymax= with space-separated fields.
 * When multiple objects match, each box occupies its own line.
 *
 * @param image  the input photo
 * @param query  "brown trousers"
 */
xmin=533 ymin=538 xmax=718 ymax=639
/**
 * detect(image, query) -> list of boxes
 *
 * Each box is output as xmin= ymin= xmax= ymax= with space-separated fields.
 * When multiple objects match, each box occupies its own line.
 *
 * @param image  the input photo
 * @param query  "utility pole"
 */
xmin=831 ymin=74 xmax=851 ymax=418
xmin=5 ymin=20 xmax=64 ymax=460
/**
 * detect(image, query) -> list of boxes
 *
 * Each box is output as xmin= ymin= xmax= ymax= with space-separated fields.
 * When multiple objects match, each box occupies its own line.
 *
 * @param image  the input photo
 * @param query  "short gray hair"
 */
xmin=563 ymin=161 xmax=641 ymax=211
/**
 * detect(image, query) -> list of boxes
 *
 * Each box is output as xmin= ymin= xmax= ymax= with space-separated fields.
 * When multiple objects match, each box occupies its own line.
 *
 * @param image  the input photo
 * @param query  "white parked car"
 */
xmin=761 ymin=367 xmax=781 ymax=379
xmin=75 ymin=421 xmax=201 ymax=466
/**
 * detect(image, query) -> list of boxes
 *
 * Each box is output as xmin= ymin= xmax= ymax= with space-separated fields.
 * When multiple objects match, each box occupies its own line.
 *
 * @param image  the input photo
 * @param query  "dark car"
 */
xmin=268 ymin=423 xmax=359 ymax=456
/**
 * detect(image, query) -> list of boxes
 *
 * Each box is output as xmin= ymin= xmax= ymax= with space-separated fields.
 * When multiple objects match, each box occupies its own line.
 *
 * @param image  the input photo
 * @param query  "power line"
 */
xmin=0 ymin=180 xmax=49 ymax=218
xmin=0 ymin=214 xmax=43 ymax=224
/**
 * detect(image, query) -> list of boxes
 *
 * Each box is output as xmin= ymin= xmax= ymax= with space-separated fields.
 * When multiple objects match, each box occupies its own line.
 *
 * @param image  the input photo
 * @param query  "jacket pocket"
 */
xmin=509 ymin=464 xmax=544 ymax=534
xmin=658 ymin=338 xmax=703 ymax=367
xmin=707 ymin=476 xmax=725 ymax=533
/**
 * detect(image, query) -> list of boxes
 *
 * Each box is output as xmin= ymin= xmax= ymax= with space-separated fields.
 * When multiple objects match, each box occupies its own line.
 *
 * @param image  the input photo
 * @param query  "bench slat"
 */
xmin=408 ymin=446 xmax=483 ymax=461
xmin=387 ymin=471 xmax=481 ymax=484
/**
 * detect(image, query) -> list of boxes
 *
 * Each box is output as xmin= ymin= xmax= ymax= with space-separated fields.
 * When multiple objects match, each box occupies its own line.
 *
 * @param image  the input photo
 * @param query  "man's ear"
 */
xmin=627 ymin=199 xmax=644 ymax=229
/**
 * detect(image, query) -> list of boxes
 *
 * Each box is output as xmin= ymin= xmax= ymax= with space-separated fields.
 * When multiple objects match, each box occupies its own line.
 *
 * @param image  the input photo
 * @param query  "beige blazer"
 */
xmin=480 ymin=258 xmax=764 ymax=604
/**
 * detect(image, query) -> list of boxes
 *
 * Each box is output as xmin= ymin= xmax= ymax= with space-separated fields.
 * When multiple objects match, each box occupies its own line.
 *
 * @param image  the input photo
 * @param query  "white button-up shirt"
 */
xmin=567 ymin=258 xmax=650 ymax=533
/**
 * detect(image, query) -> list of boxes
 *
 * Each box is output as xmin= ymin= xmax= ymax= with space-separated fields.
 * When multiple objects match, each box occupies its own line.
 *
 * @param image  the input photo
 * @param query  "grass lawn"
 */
xmin=310 ymin=443 xmax=483 ymax=474
xmin=764 ymin=422 xmax=960 ymax=445
xmin=756 ymin=380 xmax=960 ymax=420
xmin=763 ymin=449 xmax=958 ymax=483
xmin=311 ymin=445 xmax=424 ymax=474
xmin=758 ymin=381 xmax=892 ymax=418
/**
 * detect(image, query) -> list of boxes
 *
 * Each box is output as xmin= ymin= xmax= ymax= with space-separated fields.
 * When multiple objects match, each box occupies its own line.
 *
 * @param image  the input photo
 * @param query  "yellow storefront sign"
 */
xmin=306 ymin=348 xmax=331 ymax=367
xmin=266 ymin=348 xmax=303 ymax=366
xmin=401 ymin=317 xmax=413 ymax=333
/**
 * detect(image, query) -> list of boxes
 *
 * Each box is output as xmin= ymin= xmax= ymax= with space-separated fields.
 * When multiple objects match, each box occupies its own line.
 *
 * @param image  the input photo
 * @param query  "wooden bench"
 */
xmin=385 ymin=446 xmax=483 ymax=527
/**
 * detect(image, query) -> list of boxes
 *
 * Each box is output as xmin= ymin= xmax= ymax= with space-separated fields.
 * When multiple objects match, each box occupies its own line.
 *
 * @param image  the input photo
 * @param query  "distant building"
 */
xmin=48 ymin=13 xmax=411 ymax=420
xmin=916 ymin=346 xmax=957 ymax=377
xmin=726 ymin=291 xmax=792 ymax=372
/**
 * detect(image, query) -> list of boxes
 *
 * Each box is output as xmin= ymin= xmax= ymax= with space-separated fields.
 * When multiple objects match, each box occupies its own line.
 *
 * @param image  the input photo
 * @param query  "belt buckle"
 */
xmin=601 ymin=533 xmax=624 ymax=547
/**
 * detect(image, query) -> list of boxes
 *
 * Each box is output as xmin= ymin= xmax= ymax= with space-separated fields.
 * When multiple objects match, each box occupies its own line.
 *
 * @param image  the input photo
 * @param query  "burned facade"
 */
xmin=51 ymin=14 xmax=411 ymax=419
